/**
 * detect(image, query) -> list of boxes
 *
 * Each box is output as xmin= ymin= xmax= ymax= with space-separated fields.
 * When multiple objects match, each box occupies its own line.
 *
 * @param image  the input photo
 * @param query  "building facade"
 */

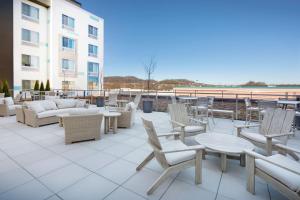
xmin=0 ymin=0 xmax=104 ymax=94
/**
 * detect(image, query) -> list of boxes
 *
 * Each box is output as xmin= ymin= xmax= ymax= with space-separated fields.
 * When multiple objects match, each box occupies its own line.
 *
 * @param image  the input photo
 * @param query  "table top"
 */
xmin=194 ymin=133 xmax=254 ymax=154
xmin=277 ymin=100 xmax=300 ymax=105
xmin=103 ymin=111 xmax=121 ymax=117
xmin=178 ymin=96 xmax=198 ymax=100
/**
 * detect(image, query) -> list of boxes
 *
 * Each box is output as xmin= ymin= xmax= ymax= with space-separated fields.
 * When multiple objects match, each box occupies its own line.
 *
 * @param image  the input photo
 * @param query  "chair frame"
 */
xmin=245 ymin=146 xmax=300 ymax=200
xmin=137 ymin=118 xmax=204 ymax=195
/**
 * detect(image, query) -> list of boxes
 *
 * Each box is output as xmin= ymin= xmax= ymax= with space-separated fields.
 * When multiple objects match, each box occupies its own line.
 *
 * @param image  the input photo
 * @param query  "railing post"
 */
xmin=155 ymin=90 xmax=158 ymax=111
xmin=235 ymin=94 xmax=238 ymax=120
xmin=221 ymin=90 xmax=224 ymax=106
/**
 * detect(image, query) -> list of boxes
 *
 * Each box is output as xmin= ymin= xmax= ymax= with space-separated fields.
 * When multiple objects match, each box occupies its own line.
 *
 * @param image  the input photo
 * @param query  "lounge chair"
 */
xmin=245 ymin=145 xmax=300 ymax=200
xmin=136 ymin=118 xmax=204 ymax=195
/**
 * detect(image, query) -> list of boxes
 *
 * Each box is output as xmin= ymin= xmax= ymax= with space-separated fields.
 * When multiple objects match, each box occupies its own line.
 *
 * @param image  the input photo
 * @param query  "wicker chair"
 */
xmin=63 ymin=114 xmax=103 ymax=144
xmin=137 ymin=118 xmax=204 ymax=195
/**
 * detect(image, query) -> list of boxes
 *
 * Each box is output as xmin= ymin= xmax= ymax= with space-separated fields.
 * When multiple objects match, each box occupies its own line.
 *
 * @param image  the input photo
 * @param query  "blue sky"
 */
xmin=83 ymin=0 xmax=300 ymax=84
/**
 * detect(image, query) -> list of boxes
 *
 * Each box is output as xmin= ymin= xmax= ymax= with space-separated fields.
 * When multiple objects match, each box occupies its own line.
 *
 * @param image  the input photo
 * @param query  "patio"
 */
xmin=0 ymin=111 xmax=299 ymax=200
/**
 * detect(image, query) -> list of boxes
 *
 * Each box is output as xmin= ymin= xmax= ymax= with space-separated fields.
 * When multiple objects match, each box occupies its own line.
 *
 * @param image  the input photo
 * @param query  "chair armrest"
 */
xmin=169 ymin=120 xmax=185 ymax=127
xmin=265 ymin=132 xmax=295 ymax=138
xmin=275 ymin=144 xmax=300 ymax=154
xmin=162 ymin=145 xmax=205 ymax=154
xmin=244 ymin=150 xmax=300 ymax=175
xmin=157 ymin=132 xmax=181 ymax=137
xmin=234 ymin=124 xmax=260 ymax=129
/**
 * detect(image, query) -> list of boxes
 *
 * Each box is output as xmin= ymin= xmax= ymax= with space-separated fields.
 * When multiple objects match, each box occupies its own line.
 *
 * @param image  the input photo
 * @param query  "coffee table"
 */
xmin=194 ymin=133 xmax=254 ymax=172
xmin=103 ymin=111 xmax=121 ymax=134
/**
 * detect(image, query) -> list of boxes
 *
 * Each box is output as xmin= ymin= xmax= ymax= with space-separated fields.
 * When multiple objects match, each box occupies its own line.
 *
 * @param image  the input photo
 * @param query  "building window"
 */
xmin=62 ymin=14 xmax=75 ymax=30
xmin=62 ymin=36 xmax=75 ymax=50
xmin=62 ymin=59 xmax=75 ymax=71
xmin=88 ymin=44 xmax=98 ymax=57
xmin=87 ymin=62 xmax=99 ymax=89
xmin=88 ymin=25 xmax=98 ymax=39
xmin=22 ymin=29 xmax=39 ymax=45
xmin=22 ymin=54 xmax=39 ymax=68
xmin=22 ymin=3 xmax=39 ymax=22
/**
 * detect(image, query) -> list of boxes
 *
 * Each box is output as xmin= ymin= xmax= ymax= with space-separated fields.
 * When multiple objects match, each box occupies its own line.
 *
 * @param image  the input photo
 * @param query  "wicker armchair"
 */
xmin=115 ymin=103 xmax=137 ymax=128
xmin=63 ymin=114 xmax=103 ymax=144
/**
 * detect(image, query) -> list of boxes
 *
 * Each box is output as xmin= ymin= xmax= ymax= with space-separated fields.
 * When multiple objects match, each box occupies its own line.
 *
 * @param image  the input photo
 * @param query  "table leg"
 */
xmin=113 ymin=117 xmax=118 ymax=134
xmin=240 ymin=154 xmax=246 ymax=167
xmin=221 ymin=154 xmax=227 ymax=172
xmin=104 ymin=117 xmax=108 ymax=134
xmin=59 ymin=117 xmax=63 ymax=127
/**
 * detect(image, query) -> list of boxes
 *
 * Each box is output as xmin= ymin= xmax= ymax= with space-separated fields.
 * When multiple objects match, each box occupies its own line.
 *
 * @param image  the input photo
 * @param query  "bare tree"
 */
xmin=143 ymin=57 xmax=157 ymax=95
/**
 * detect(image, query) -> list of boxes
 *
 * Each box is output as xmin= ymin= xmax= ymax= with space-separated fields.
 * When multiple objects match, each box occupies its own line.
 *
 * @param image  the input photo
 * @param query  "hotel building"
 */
xmin=0 ymin=0 xmax=104 ymax=93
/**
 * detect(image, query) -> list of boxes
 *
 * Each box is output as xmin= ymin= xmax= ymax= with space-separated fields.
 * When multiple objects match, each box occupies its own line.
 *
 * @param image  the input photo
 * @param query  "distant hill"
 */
xmin=104 ymin=76 xmax=205 ymax=90
xmin=241 ymin=81 xmax=267 ymax=87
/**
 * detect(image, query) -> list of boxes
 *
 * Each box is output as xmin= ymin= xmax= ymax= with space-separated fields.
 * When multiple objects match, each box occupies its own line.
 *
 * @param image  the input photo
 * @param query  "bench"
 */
xmin=208 ymin=109 xmax=235 ymax=121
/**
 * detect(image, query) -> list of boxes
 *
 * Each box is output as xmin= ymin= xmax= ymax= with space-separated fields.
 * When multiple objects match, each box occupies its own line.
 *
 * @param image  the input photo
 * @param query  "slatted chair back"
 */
xmin=142 ymin=118 xmax=168 ymax=168
xmin=258 ymin=100 xmax=277 ymax=110
xmin=207 ymin=96 xmax=214 ymax=108
xmin=171 ymin=95 xmax=177 ymax=104
xmin=245 ymin=98 xmax=251 ymax=108
xmin=108 ymin=93 xmax=118 ymax=106
xmin=196 ymin=97 xmax=208 ymax=107
xmin=168 ymin=103 xmax=189 ymax=127
xmin=134 ymin=93 xmax=141 ymax=107
xmin=260 ymin=108 xmax=295 ymax=136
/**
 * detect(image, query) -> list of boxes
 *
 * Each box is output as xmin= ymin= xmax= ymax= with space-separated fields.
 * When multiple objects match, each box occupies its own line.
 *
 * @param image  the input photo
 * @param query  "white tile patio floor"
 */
xmin=0 ymin=111 xmax=299 ymax=200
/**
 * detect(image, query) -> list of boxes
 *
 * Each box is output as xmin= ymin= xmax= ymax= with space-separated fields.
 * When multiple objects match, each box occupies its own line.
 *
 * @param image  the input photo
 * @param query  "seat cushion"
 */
xmin=174 ymin=125 xmax=205 ymax=136
xmin=37 ymin=109 xmax=66 ymax=118
xmin=8 ymin=105 xmax=22 ymax=111
xmin=161 ymin=140 xmax=196 ymax=165
xmin=69 ymin=108 xmax=100 ymax=115
xmin=256 ymin=154 xmax=300 ymax=191
xmin=4 ymin=97 xmax=14 ymax=105
xmin=41 ymin=100 xmax=58 ymax=110
xmin=240 ymin=131 xmax=281 ymax=144
xmin=54 ymin=99 xmax=77 ymax=109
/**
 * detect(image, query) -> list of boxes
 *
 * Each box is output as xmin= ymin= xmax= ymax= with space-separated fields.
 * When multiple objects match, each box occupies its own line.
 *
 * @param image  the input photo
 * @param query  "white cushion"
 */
xmin=161 ymin=140 xmax=196 ymax=165
xmin=240 ymin=131 xmax=281 ymax=144
xmin=125 ymin=102 xmax=136 ymax=112
xmin=41 ymin=100 xmax=57 ymax=110
xmin=8 ymin=105 xmax=22 ymax=111
xmin=174 ymin=125 xmax=205 ymax=136
xmin=37 ymin=109 xmax=66 ymax=118
xmin=256 ymin=154 xmax=300 ymax=191
xmin=54 ymin=99 xmax=77 ymax=109
xmin=0 ymin=98 xmax=4 ymax=104
xmin=69 ymin=108 xmax=99 ymax=115
xmin=26 ymin=102 xmax=45 ymax=113
xmin=76 ymin=100 xmax=86 ymax=108
xmin=4 ymin=97 xmax=14 ymax=105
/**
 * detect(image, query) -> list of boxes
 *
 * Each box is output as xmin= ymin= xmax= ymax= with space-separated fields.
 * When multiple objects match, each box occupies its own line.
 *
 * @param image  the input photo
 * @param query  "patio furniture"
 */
xmin=133 ymin=93 xmax=142 ymax=108
xmin=106 ymin=93 xmax=118 ymax=108
xmin=236 ymin=108 xmax=296 ymax=156
xmin=244 ymin=98 xmax=259 ymax=124
xmin=103 ymin=111 xmax=121 ymax=134
xmin=195 ymin=133 xmax=254 ymax=171
xmin=63 ymin=114 xmax=103 ymax=144
xmin=21 ymin=91 xmax=32 ymax=101
xmin=170 ymin=95 xmax=177 ymax=104
xmin=116 ymin=99 xmax=128 ymax=108
xmin=16 ymin=106 xmax=25 ymax=123
xmin=56 ymin=113 xmax=70 ymax=127
xmin=0 ymin=97 xmax=22 ymax=117
xmin=137 ymin=118 xmax=205 ymax=195
xmin=207 ymin=109 xmax=235 ymax=121
xmin=258 ymin=100 xmax=277 ymax=121
xmin=168 ymin=103 xmax=207 ymax=141
xmin=277 ymin=100 xmax=300 ymax=110
xmin=115 ymin=102 xmax=137 ymax=128
xmin=245 ymin=145 xmax=300 ymax=200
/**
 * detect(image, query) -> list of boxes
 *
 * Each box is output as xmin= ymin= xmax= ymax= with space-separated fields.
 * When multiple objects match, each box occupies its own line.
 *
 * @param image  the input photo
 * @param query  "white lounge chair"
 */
xmin=236 ymin=108 xmax=295 ymax=156
xmin=244 ymin=98 xmax=259 ymax=124
xmin=168 ymin=103 xmax=207 ymax=141
xmin=106 ymin=92 xmax=118 ymax=108
xmin=136 ymin=118 xmax=204 ymax=195
xmin=245 ymin=145 xmax=300 ymax=200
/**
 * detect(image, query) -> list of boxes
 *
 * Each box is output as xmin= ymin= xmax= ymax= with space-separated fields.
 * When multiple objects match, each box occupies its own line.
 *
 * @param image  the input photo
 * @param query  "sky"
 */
xmin=83 ymin=0 xmax=300 ymax=84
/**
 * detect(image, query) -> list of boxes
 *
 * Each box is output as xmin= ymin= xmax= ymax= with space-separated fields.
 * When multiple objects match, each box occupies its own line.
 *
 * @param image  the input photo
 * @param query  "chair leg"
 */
xmin=195 ymin=150 xmax=202 ymax=184
xmin=246 ymin=154 xmax=255 ymax=194
xmin=266 ymin=138 xmax=272 ymax=156
xmin=147 ymin=167 xmax=173 ymax=195
xmin=136 ymin=152 xmax=155 ymax=171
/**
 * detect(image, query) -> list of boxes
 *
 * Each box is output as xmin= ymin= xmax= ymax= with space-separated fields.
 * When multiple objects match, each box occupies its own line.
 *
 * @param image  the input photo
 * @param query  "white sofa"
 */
xmin=0 ymin=97 xmax=22 ymax=117
xmin=23 ymin=99 xmax=100 ymax=127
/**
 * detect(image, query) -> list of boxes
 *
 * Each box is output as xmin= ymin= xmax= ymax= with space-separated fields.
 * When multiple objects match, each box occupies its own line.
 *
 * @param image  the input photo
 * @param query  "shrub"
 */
xmin=0 ymin=80 xmax=3 ymax=93
xmin=2 ymin=80 xmax=11 ymax=97
xmin=45 ymin=80 xmax=50 ymax=91
xmin=34 ymin=80 xmax=40 ymax=91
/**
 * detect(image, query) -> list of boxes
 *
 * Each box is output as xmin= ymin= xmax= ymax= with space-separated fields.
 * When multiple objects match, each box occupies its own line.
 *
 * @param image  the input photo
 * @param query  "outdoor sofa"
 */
xmin=0 ymin=97 xmax=22 ymax=117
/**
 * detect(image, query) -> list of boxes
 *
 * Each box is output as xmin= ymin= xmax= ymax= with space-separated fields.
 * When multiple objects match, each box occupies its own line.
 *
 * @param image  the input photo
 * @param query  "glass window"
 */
xmin=62 ymin=59 xmax=75 ymax=71
xmin=88 ymin=44 xmax=98 ymax=57
xmin=62 ymin=37 xmax=75 ymax=49
xmin=22 ymin=54 xmax=39 ymax=68
xmin=22 ymin=3 xmax=39 ymax=21
xmin=62 ymin=14 xmax=75 ymax=29
xmin=88 ymin=25 xmax=98 ymax=38
xmin=22 ymin=29 xmax=39 ymax=44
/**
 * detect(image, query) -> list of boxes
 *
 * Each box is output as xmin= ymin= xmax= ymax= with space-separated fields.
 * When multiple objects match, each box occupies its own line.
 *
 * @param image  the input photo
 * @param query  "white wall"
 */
xmin=13 ymin=0 xmax=49 ymax=92
xmin=50 ymin=0 xmax=104 ymax=90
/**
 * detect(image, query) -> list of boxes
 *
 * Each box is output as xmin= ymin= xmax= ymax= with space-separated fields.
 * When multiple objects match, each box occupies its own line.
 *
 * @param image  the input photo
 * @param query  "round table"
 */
xmin=103 ymin=112 xmax=121 ymax=134
xmin=194 ymin=133 xmax=254 ymax=172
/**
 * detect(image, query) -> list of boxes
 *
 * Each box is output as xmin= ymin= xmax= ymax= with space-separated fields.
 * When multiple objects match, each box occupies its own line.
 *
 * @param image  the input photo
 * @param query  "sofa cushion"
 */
xmin=240 ymin=131 xmax=281 ymax=144
xmin=76 ymin=100 xmax=86 ymax=108
xmin=54 ymin=99 xmax=77 ymax=109
xmin=161 ymin=140 xmax=196 ymax=165
xmin=69 ymin=108 xmax=100 ymax=115
xmin=27 ymin=102 xmax=45 ymax=113
xmin=8 ymin=105 xmax=22 ymax=111
xmin=4 ymin=97 xmax=14 ymax=105
xmin=41 ymin=100 xmax=58 ymax=110
xmin=36 ymin=109 xmax=66 ymax=118
xmin=256 ymin=154 xmax=300 ymax=191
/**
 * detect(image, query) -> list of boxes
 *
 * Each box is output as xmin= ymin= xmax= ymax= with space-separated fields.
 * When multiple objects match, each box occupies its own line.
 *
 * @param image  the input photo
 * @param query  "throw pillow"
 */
xmin=4 ymin=97 xmax=14 ymax=105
